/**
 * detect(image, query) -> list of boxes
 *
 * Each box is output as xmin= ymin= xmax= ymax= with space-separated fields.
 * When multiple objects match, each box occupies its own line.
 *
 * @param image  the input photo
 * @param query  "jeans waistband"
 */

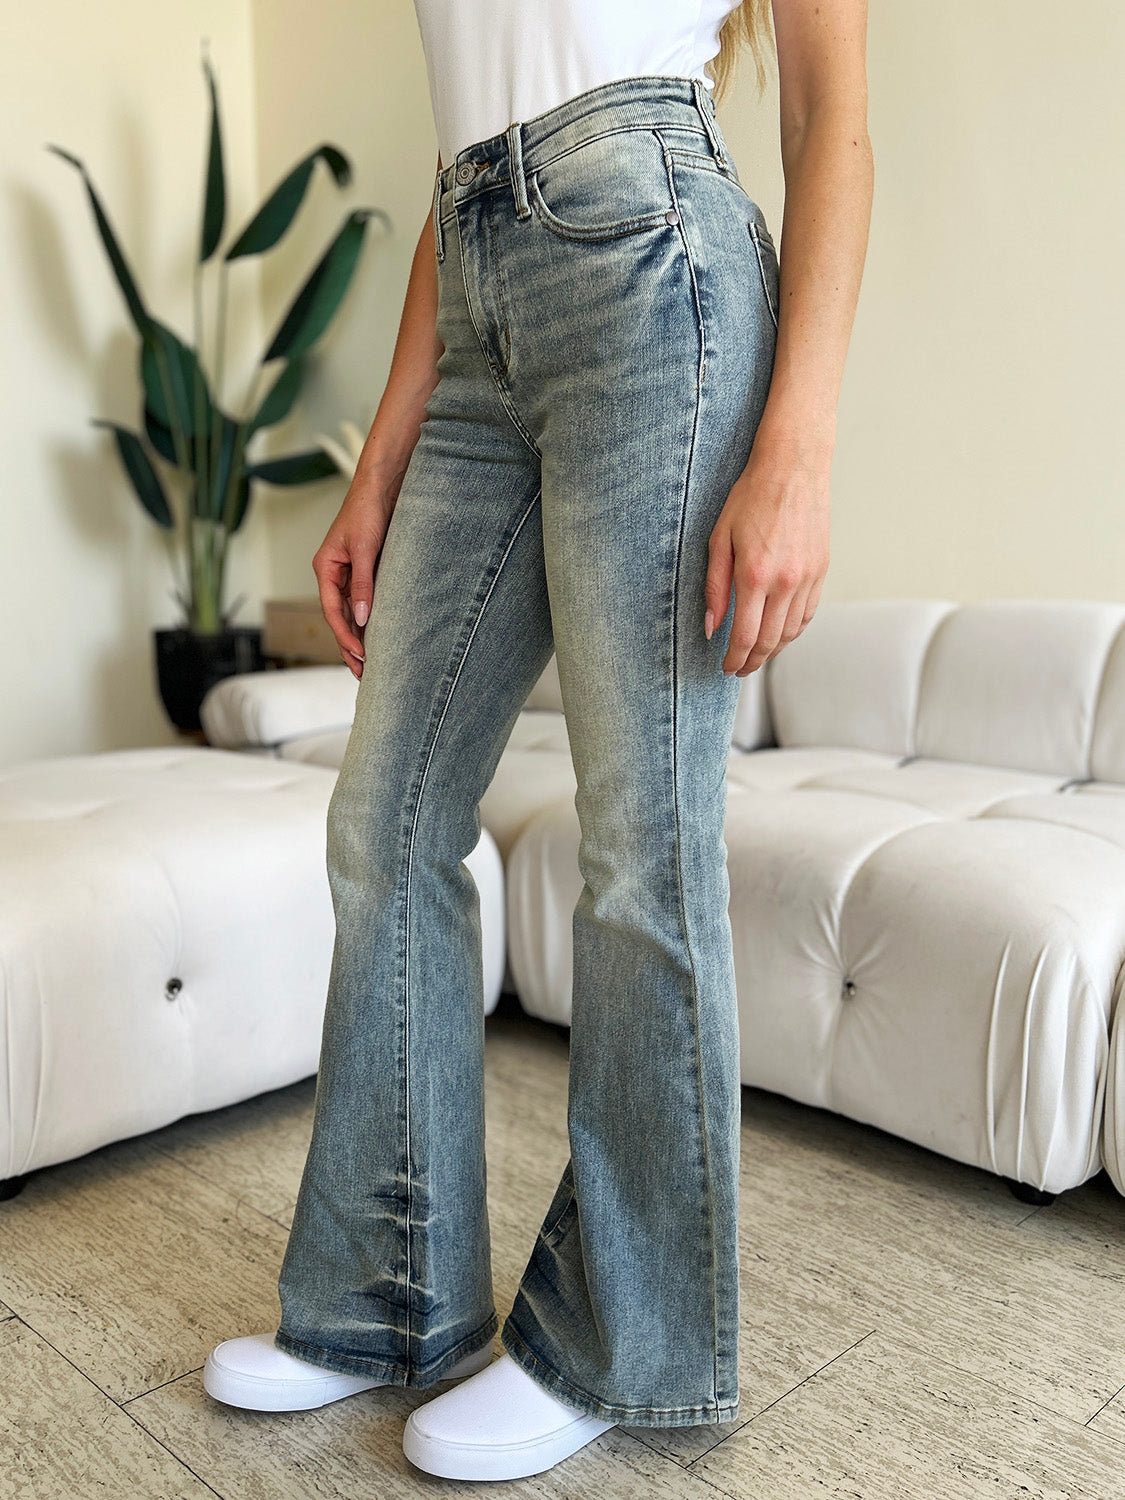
xmin=431 ymin=74 xmax=728 ymax=258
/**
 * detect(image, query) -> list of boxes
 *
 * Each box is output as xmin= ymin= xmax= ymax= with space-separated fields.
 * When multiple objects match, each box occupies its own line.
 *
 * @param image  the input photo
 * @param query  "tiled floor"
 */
xmin=3 ymin=995 xmax=1125 ymax=1498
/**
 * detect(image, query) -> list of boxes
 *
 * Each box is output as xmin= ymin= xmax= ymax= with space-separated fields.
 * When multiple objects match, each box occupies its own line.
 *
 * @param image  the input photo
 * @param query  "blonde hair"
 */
xmin=708 ymin=0 xmax=777 ymax=107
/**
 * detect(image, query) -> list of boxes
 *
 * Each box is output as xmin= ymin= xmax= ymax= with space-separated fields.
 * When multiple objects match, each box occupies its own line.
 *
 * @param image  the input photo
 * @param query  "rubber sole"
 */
xmin=202 ymin=1339 xmax=494 ymax=1412
xmin=402 ymin=1409 xmax=616 ymax=1480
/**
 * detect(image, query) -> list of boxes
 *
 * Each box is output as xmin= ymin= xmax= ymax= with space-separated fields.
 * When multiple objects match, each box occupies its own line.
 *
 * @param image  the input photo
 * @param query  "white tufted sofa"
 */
xmin=0 ymin=748 xmax=506 ymax=1193
xmin=198 ymin=599 xmax=1125 ymax=1205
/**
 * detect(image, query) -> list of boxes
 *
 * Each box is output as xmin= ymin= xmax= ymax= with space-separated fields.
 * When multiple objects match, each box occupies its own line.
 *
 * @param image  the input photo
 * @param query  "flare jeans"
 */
xmin=275 ymin=73 xmax=780 ymax=1428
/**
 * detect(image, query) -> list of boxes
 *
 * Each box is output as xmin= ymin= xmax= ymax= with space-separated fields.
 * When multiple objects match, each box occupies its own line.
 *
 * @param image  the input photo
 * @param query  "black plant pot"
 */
xmin=155 ymin=624 xmax=266 ymax=733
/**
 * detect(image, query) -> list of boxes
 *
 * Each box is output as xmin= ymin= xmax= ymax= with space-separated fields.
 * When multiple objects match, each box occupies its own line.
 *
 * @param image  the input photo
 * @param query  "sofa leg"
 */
xmin=1003 ymin=1176 xmax=1056 ymax=1206
xmin=0 ymin=1174 xmax=29 ymax=1202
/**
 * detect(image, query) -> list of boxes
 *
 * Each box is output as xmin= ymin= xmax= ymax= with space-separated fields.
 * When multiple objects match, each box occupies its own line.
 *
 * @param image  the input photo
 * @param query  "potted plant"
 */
xmin=49 ymin=49 xmax=390 ymax=731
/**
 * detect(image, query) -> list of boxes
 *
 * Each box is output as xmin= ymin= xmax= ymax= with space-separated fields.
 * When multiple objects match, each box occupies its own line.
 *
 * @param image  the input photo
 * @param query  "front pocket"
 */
xmin=528 ymin=127 xmax=677 ymax=243
xmin=749 ymin=221 xmax=780 ymax=332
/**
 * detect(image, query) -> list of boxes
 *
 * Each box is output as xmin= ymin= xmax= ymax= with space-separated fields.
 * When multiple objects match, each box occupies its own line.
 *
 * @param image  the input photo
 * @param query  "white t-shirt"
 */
xmin=413 ymin=0 xmax=742 ymax=167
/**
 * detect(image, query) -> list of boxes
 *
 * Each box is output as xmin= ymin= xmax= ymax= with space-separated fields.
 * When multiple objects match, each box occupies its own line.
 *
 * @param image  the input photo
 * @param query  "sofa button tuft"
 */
xmin=165 ymin=977 xmax=183 ymax=1001
xmin=841 ymin=977 xmax=856 ymax=998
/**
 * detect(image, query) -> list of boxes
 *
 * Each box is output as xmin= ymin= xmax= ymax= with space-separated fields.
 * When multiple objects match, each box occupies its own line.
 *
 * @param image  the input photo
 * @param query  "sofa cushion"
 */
xmin=799 ymin=758 xmax=1067 ymax=818
xmin=914 ymin=600 xmax=1125 ymax=777
xmin=201 ymin=664 xmax=358 ymax=749
xmin=765 ymin=599 xmax=955 ymax=756
xmin=980 ymin=783 xmax=1125 ymax=848
xmin=278 ymin=728 xmax=353 ymax=768
xmin=524 ymin=654 xmax=564 ymax=713
xmin=0 ymin=747 xmax=508 ymax=1181
xmin=1090 ymin=620 xmax=1125 ymax=785
xmin=481 ymin=747 xmax=578 ymax=862
xmin=725 ymin=745 xmax=897 ymax=795
xmin=731 ymin=668 xmax=774 ymax=751
xmin=0 ymin=749 xmax=338 ymax=1178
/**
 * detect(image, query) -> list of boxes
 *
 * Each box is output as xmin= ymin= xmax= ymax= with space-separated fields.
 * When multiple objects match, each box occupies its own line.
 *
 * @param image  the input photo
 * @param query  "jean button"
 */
xmin=456 ymin=163 xmax=475 ymax=184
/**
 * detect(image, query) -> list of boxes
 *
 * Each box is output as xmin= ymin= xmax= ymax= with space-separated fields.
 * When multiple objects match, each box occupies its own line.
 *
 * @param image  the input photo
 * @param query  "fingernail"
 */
xmin=704 ymin=610 xmax=714 ymax=640
xmin=354 ymin=599 xmax=369 ymax=626
xmin=349 ymin=646 xmax=365 ymax=662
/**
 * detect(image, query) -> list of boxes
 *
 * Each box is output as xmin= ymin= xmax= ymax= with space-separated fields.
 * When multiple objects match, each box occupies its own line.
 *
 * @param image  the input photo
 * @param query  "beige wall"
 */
xmin=719 ymin=3 xmax=1125 ymax=602
xmin=1 ymin=0 xmax=265 ymax=762
xmin=247 ymin=0 xmax=435 ymax=601
xmin=3 ymin=3 xmax=1122 ymax=761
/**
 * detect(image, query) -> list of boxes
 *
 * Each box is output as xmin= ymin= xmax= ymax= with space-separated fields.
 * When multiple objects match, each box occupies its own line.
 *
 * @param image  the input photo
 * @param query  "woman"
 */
xmin=204 ymin=0 xmax=872 ymax=1482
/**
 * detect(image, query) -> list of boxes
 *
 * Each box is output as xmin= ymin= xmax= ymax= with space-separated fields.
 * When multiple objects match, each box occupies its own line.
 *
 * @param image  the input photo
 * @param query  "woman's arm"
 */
xmin=705 ymin=0 xmax=873 ymax=675
xmin=313 ymin=152 xmax=445 ymax=677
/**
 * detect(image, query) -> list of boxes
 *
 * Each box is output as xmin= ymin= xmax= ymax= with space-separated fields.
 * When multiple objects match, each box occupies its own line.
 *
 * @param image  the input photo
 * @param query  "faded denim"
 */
xmin=274 ymin=73 xmax=779 ymax=1428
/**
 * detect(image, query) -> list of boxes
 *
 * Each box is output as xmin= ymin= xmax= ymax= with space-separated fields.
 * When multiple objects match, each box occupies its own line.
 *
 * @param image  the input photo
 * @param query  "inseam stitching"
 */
xmin=400 ymin=484 xmax=544 ymax=1368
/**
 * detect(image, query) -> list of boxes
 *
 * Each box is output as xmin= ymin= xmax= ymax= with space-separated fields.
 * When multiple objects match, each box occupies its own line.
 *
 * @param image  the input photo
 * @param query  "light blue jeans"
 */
xmin=275 ymin=74 xmax=779 ymax=1428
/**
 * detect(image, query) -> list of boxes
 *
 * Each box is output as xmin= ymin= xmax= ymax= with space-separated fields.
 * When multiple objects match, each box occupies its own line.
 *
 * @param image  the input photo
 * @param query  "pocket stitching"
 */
xmin=529 ymin=175 xmax=673 ymax=242
xmin=667 ymin=148 xmax=754 ymax=202
xmin=749 ymin=222 xmax=780 ymax=332
xmin=527 ymin=127 xmax=676 ymax=243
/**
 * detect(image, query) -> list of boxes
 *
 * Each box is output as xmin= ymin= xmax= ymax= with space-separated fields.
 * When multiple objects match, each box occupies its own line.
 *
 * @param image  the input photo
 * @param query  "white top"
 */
xmin=413 ymin=0 xmax=742 ymax=167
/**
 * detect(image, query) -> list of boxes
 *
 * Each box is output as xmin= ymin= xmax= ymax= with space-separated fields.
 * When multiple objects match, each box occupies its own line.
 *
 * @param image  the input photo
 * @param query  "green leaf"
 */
xmin=245 ymin=448 xmax=339 ymax=486
xmin=249 ymin=356 xmax=305 ymax=433
xmin=144 ymin=398 xmax=250 ymax=534
xmin=199 ymin=55 xmax=226 ymax=263
xmin=228 ymin=475 xmax=253 ymax=533
xmin=224 ymin=145 xmax=352 ymax=261
xmin=91 ymin=420 xmax=174 ymax=528
xmin=262 ymin=208 xmax=387 ymax=363
xmin=143 ymin=403 xmax=179 ymax=465
xmin=144 ymin=402 xmax=207 ymax=474
xmin=201 ymin=410 xmax=247 ymax=524
xmin=46 ymin=144 xmax=148 ymax=332
xmin=141 ymin=319 xmax=214 ymax=438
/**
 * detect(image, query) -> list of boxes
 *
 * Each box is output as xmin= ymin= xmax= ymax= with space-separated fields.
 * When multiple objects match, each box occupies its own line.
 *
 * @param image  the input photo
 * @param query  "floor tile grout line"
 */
xmin=4 ymin=1315 xmax=225 ymax=1497
xmin=6 ymin=1306 xmax=209 ymax=1411
xmin=668 ymin=1322 xmax=1125 ymax=1475
xmin=611 ymin=1428 xmax=747 ymax=1499
xmin=141 ymin=1138 xmax=299 ymax=1226
xmin=116 ymin=1402 xmax=227 ymax=1499
xmin=838 ymin=1323 xmax=1125 ymax=1453
xmin=1084 ymin=1380 xmax=1125 ymax=1428
xmin=122 ymin=1364 xmax=207 ymax=1406
xmin=9 ymin=1023 xmax=1125 ymax=1494
xmin=678 ymin=1329 xmax=879 ymax=1467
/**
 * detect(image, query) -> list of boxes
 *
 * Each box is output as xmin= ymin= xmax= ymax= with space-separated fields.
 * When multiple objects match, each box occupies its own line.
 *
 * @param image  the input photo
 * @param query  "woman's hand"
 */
xmin=704 ymin=420 xmax=832 ymax=676
xmin=312 ymin=469 xmax=398 ymax=681
xmin=314 ymin=198 xmax=445 ymax=681
xmin=701 ymin=0 xmax=871 ymax=676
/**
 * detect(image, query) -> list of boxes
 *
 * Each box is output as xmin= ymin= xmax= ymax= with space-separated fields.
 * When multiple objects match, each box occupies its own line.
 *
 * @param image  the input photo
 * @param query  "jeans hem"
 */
xmin=273 ymin=1310 xmax=499 ymax=1387
xmin=499 ymin=1319 xmax=740 ymax=1428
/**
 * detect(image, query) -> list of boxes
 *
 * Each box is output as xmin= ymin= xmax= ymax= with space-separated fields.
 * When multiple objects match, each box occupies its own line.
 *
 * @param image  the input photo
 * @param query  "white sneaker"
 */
xmin=202 ymin=1332 xmax=494 ymax=1412
xmin=402 ymin=1351 xmax=616 ymax=1480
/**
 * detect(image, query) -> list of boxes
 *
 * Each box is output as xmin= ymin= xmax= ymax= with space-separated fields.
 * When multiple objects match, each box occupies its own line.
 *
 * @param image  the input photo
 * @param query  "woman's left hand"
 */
xmin=703 ymin=420 xmax=833 ymax=676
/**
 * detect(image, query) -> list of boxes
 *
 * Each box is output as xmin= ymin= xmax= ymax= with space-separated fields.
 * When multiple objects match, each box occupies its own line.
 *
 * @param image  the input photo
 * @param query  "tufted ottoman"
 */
xmin=0 ymin=746 xmax=506 ymax=1195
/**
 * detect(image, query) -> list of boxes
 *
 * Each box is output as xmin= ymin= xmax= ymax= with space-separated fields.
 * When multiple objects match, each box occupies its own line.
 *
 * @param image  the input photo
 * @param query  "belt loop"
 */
xmin=507 ymin=121 xmax=531 ymax=218
xmin=432 ymin=165 xmax=445 ymax=262
xmin=691 ymin=78 xmax=727 ymax=167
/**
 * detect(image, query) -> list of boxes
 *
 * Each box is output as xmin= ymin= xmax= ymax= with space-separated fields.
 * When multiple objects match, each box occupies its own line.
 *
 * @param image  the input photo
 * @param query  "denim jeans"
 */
xmin=274 ymin=73 xmax=779 ymax=1429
